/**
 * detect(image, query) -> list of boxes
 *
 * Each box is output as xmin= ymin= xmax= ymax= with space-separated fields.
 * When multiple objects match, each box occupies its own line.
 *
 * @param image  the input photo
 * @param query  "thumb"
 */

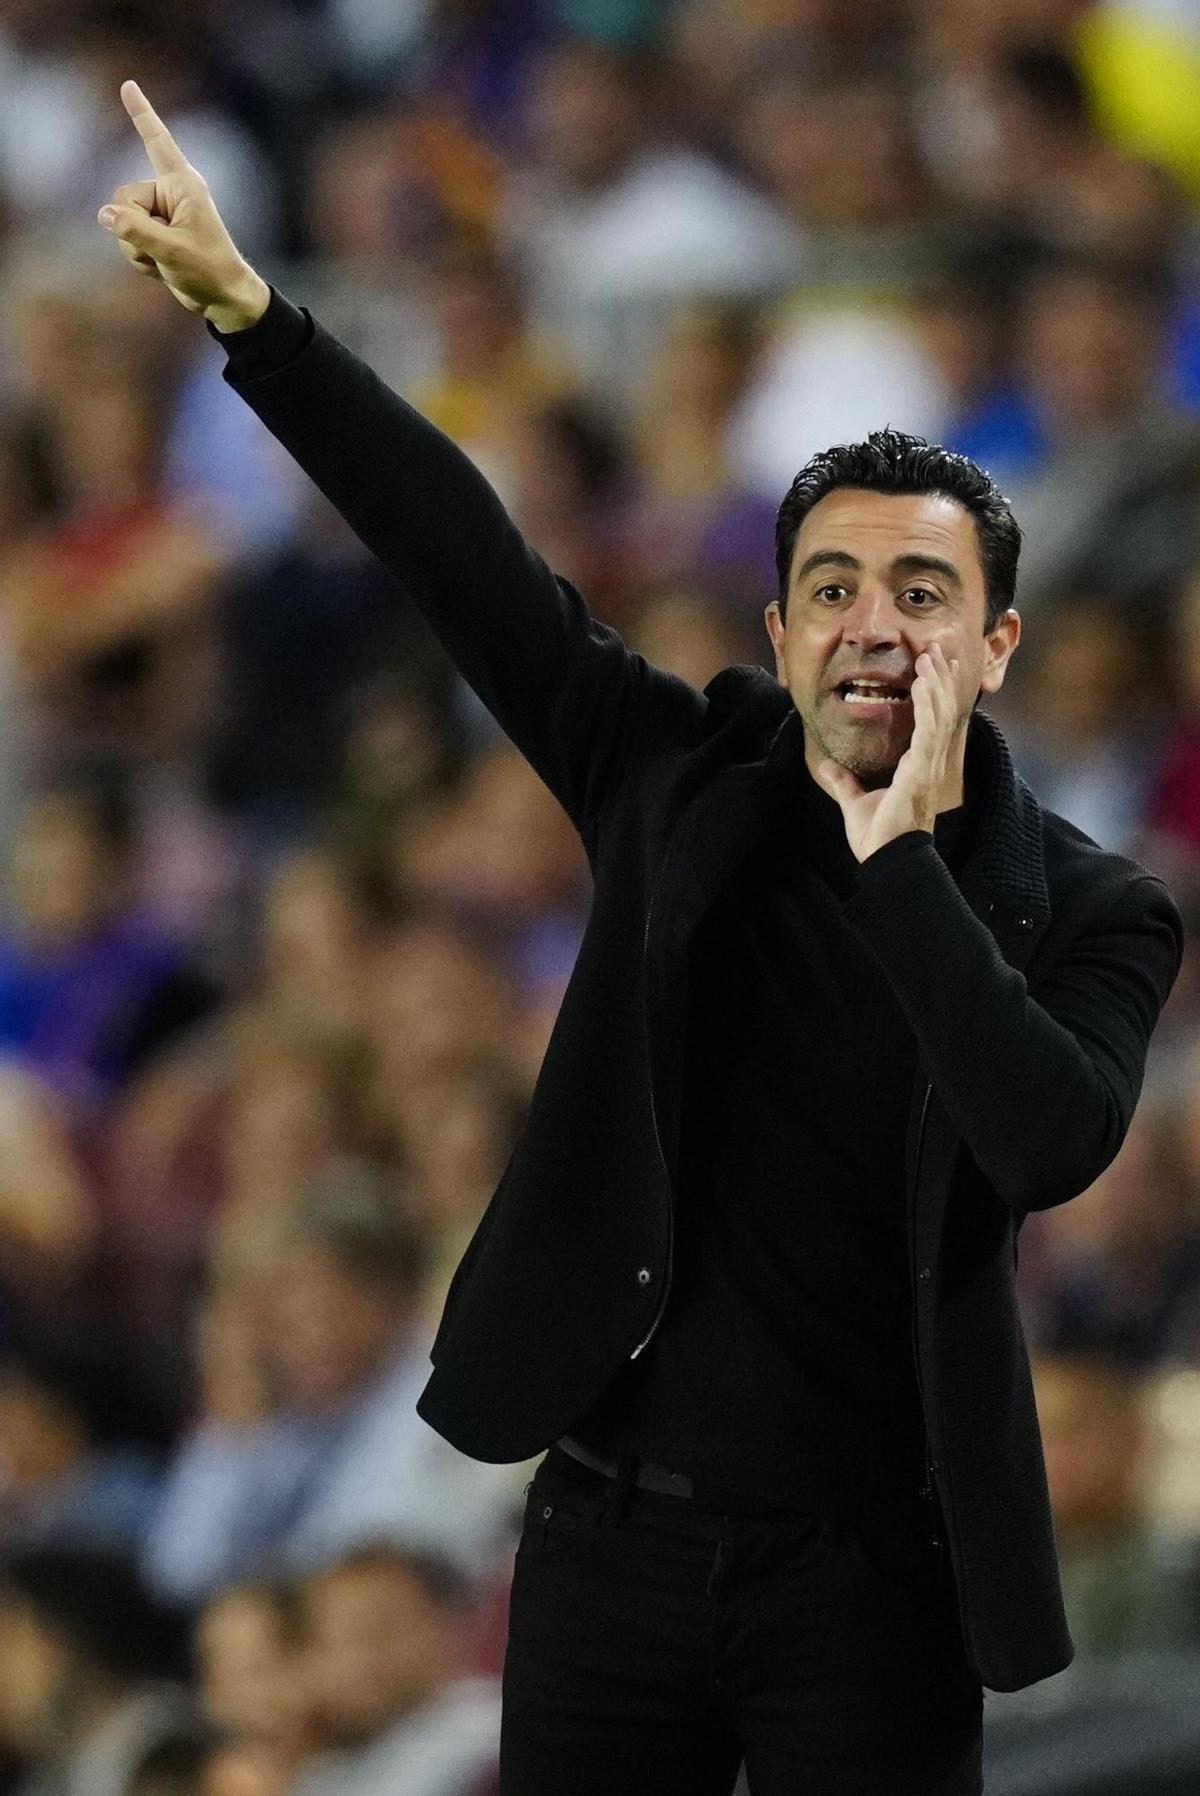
xmin=98 ymin=203 xmax=172 ymax=257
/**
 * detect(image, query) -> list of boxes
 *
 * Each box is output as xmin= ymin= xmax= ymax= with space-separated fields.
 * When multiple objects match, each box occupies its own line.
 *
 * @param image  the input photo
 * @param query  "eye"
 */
xmin=814 ymin=584 xmax=848 ymax=603
xmin=901 ymin=587 xmax=939 ymax=606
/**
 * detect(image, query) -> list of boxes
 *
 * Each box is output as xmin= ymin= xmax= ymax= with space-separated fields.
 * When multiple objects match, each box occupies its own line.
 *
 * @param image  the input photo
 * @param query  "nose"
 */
xmin=842 ymin=586 xmax=903 ymax=651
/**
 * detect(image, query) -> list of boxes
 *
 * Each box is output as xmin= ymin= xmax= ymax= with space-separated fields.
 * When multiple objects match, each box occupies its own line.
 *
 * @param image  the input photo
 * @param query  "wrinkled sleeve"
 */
xmin=842 ymin=832 xmax=1183 ymax=1211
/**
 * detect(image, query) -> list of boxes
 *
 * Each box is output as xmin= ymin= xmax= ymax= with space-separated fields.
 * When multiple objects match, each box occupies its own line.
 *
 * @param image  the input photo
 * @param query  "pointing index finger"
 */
xmin=121 ymin=80 xmax=189 ymax=176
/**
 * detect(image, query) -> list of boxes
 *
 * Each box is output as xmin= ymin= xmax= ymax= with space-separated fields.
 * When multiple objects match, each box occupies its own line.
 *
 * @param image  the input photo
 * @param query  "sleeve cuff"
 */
xmin=207 ymin=286 xmax=312 ymax=381
xmin=856 ymin=829 xmax=935 ymax=881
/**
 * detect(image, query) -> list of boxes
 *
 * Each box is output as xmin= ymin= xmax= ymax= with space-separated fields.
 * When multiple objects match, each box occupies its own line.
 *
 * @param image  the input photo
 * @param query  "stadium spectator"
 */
xmin=502 ymin=38 xmax=798 ymax=382
xmin=396 ymin=740 xmax=589 ymax=956
xmin=292 ymin=1542 xmax=501 ymax=1796
xmin=1033 ymin=1350 xmax=1200 ymax=1659
xmin=1020 ymin=1100 xmax=1200 ymax=1372
xmin=1003 ymin=592 xmax=1160 ymax=849
xmin=143 ymin=1166 xmax=521 ymax=1602
xmin=0 ymin=1340 xmax=162 ymax=1550
xmin=1143 ymin=568 xmax=1200 ymax=868
xmin=409 ymin=235 xmax=580 ymax=505
xmin=0 ymin=1543 xmax=200 ymax=1796
xmin=1 ymin=358 xmax=230 ymax=762
xmin=622 ymin=302 xmax=778 ymax=607
xmin=1007 ymin=254 xmax=1200 ymax=618
xmin=0 ymin=775 xmax=205 ymax=1111
xmin=735 ymin=70 xmax=937 ymax=292
xmin=503 ymin=395 xmax=636 ymax=621
xmin=195 ymin=1580 xmax=316 ymax=1787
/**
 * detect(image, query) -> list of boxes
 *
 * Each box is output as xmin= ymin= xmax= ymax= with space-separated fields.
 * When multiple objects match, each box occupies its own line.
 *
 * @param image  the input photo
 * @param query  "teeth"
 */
xmin=843 ymin=685 xmax=907 ymax=703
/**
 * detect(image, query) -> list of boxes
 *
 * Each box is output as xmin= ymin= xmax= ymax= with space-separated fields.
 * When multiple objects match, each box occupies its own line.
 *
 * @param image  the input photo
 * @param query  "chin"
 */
xmin=829 ymin=741 xmax=904 ymax=789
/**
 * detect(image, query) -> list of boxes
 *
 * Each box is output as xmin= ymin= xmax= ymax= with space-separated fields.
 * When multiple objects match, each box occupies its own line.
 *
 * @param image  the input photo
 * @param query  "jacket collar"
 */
xmin=704 ymin=663 xmax=1051 ymax=920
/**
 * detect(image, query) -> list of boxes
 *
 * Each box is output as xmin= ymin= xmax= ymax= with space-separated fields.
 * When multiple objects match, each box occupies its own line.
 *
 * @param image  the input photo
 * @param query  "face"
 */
xmin=529 ymin=44 xmax=639 ymax=187
xmin=0 ymin=1599 xmax=66 ymax=1751
xmin=302 ymin=1565 xmax=446 ymax=1745
xmin=1021 ymin=275 xmax=1158 ymax=433
xmin=8 ymin=796 xmax=120 ymax=944
xmin=0 ymin=1376 xmax=85 ymax=1491
xmin=197 ymin=1592 xmax=300 ymax=1746
xmin=269 ymin=1247 xmax=406 ymax=1414
xmin=766 ymin=488 xmax=1019 ymax=791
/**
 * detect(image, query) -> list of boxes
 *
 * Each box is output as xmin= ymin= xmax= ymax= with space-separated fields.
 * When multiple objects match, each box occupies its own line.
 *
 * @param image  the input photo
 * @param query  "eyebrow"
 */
xmin=793 ymin=549 xmax=964 ymax=591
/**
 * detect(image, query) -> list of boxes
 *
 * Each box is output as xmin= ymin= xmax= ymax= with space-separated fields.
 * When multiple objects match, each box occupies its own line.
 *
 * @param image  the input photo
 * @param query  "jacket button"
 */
xmin=636 ymin=1267 xmax=652 ymax=1285
xmin=918 ymin=1265 xmax=931 ymax=1282
xmin=1015 ymin=913 xmax=1034 ymax=930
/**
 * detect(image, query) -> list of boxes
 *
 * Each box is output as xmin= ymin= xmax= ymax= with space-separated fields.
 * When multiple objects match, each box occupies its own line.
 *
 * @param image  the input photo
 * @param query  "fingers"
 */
xmin=112 ymin=179 xmax=158 ymax=212
xmin=911 ymin=644 xmax=958 ymax=754
xmin=98 ymin=202 xmax=174 ymax=260
xmin=814 ymin=757 xmax=863 ymax=801
xmin=120 ymin=241 xmax=164 ymax=277
xmin=121 ymin=79 xmax=190 ymax=177
xmin=914 ymin=645 xmax=956 ymax=702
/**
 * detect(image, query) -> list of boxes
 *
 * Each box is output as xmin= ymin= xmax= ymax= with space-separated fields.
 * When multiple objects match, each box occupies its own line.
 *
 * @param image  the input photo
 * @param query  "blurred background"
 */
xmin=0 ymin=0 xmax=1196 ymax=1792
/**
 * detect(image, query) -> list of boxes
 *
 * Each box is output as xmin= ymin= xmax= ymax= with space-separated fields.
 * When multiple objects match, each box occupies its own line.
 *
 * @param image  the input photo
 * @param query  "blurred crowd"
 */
xmin=0 ymin=0 xmax=1196 ymax=1791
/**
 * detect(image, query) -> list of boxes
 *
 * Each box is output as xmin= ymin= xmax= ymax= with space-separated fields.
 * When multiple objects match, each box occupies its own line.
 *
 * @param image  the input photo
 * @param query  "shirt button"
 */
xmin=918 ymin=1266 xmax=932 ymax=1282
xmin=636 ymin=1267 xmax=652 ymax=1286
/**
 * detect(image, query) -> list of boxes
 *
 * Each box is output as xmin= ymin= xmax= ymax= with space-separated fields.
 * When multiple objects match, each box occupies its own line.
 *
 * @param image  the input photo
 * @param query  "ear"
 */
xmin=980 ymin=609 xmax=1021 ymax=696
xmin=765 ymin=601 xmax=787 ymax=684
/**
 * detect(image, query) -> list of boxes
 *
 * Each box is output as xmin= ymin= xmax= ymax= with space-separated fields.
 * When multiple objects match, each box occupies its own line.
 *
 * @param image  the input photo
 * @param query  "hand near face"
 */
xmin=813 ymin=641 xmax=963 ymax=862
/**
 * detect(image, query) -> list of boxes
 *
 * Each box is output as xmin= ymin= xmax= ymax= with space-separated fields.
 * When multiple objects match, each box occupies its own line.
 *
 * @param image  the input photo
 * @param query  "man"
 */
xmin=0 ymin=1543 xmax=201 ymax=1796
xmin=98 ymin=81 xmax=1183 ymax=1796
xmin=143 ymin=1169 xmax=519 ymax=1602
xmin=293 ymin=1543 xmax=501 ymax=1796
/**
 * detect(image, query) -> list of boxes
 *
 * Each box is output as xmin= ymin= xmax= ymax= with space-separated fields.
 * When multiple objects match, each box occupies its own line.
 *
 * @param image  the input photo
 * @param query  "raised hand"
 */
xmin=97 ymin=80 xmax=270 ymax=334
xmin=813 ymin=640 xmax=964 ymax=862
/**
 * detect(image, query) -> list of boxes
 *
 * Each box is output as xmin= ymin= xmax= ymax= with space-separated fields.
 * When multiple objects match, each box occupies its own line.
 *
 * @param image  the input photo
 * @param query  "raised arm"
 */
xmin=98 ymin=82 xmax=702 ymax=831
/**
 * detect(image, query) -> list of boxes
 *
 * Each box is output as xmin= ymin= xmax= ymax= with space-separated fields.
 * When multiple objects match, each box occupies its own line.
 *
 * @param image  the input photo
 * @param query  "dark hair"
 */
xmin=1003 ymin=42 xmax=1092 ymax=131
xmin=0 ymin=1545 xmax=190 ymax=1683
xmin=127 ymin=1735 xmax=211 ymax=1796
xmin=309 ymin=1540 xmax=469 ymax=1612
xmin=774 ymin=428 xmax=1021 ymax=633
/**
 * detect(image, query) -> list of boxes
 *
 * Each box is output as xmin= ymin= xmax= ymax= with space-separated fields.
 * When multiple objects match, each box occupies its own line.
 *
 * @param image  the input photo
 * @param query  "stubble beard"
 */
xmin=803 ymin=700 xmax=908 ymax=791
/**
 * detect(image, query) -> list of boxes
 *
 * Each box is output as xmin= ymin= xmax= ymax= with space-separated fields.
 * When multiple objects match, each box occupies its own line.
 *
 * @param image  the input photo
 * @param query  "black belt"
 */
xmin=557 ymin=1434 xmax=697 ymax=1497
xmin=554 ymin=1434 xmax=933 ymax=1522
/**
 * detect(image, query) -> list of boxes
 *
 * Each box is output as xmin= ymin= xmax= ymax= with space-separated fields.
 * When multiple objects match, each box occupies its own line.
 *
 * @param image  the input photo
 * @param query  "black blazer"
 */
xmin=221 ymin=294 xmax=1184 ymax=1694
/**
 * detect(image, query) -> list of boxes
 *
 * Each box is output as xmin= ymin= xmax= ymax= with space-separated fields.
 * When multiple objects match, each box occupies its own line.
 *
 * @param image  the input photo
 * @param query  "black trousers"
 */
xmin=500 ymin=1444 xmax=983 ymax=1795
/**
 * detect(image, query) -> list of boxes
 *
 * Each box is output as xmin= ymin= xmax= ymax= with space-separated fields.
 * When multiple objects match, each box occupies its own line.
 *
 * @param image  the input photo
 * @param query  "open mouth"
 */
xmin=833 ymin=679 xmax=913 ymax=713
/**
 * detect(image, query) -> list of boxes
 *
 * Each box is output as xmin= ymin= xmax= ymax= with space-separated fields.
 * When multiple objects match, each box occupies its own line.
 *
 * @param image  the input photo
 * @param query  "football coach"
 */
xmin=100 ymin=81 xmax=1183 ymax=1796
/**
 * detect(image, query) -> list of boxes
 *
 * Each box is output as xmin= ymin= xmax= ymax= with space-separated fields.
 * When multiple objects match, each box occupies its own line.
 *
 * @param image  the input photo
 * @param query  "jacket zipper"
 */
xmin=631 ymin=887 xmax=674 ymax=1359
xmin=911 ymin=1081 xmax=937 ymax=1502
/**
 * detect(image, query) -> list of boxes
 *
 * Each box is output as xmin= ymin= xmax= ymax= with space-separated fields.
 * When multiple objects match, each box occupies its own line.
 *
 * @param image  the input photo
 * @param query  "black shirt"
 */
xmin=574 ymin=711 xmax=978 ymax=1513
